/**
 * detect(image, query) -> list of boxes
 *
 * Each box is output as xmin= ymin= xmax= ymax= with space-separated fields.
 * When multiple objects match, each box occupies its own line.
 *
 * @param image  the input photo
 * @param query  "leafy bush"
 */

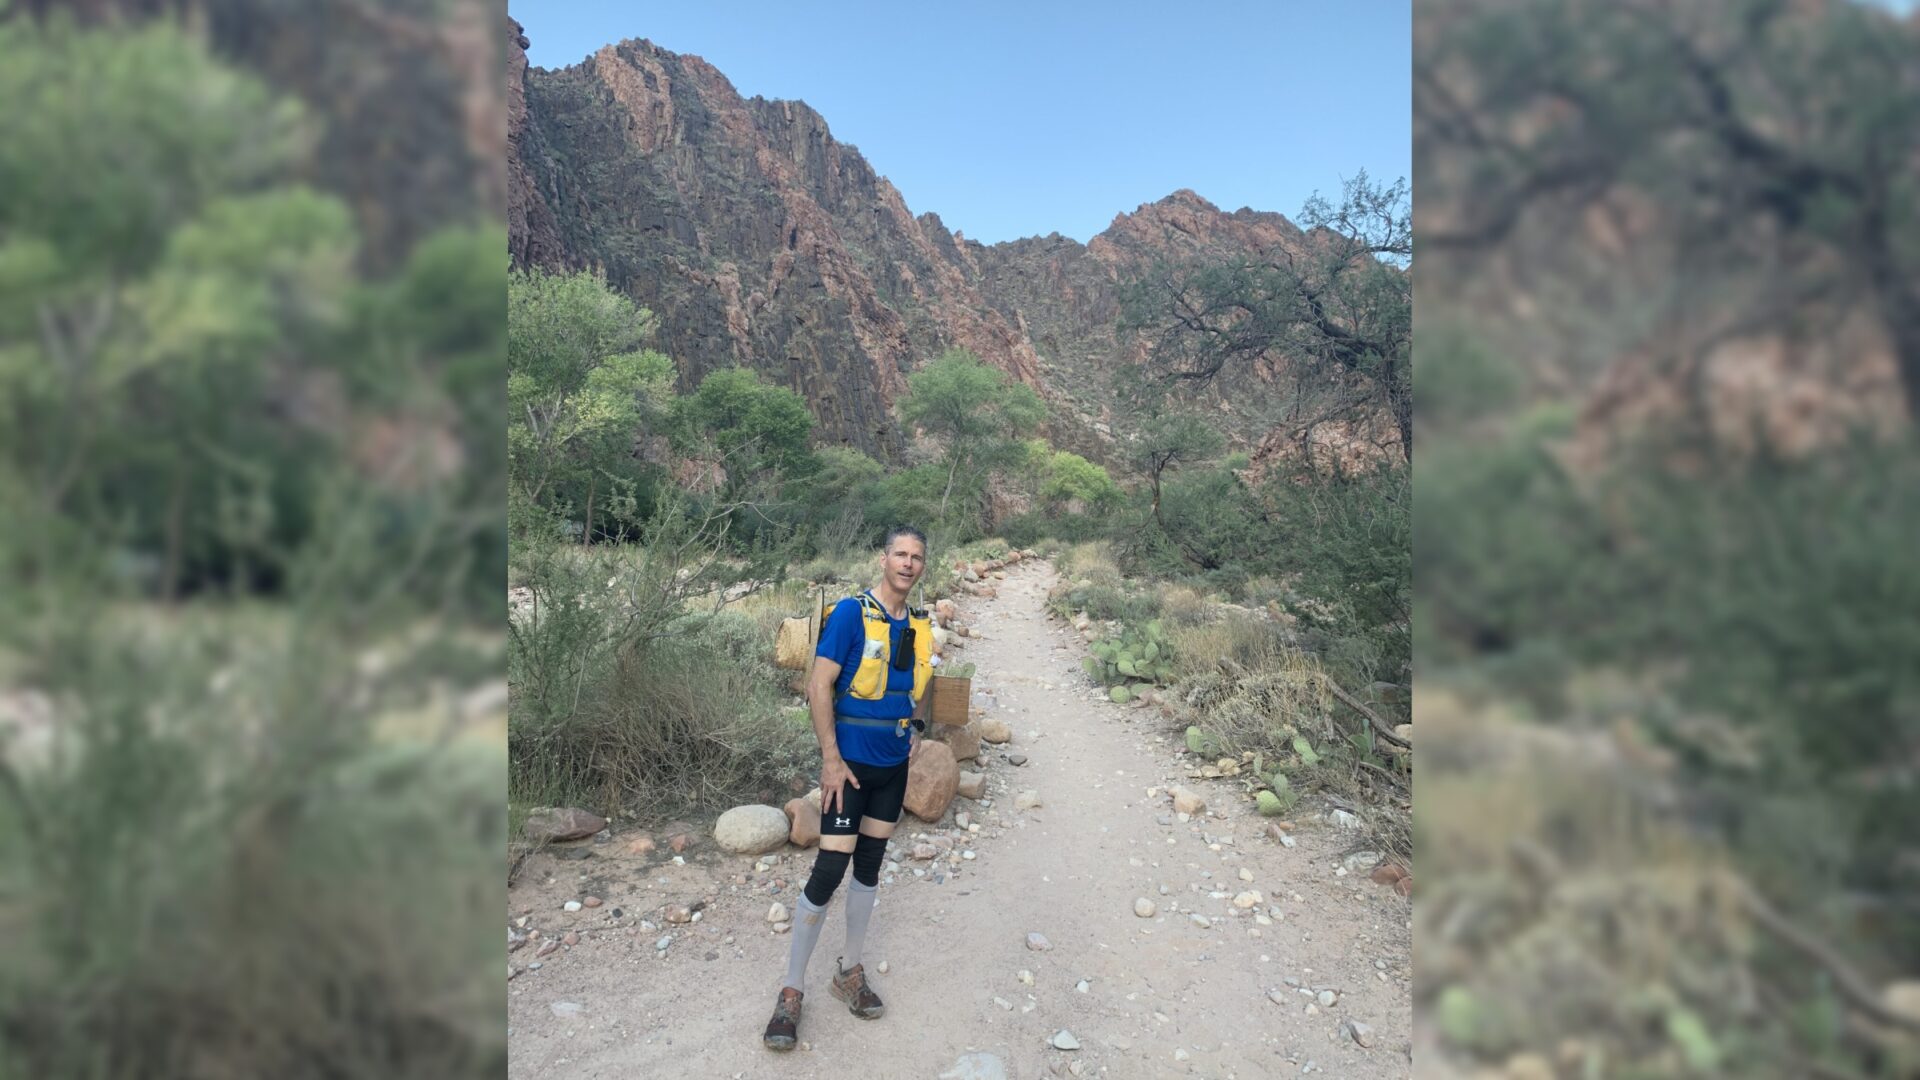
xmin=995 ymin=508 xmax=1106 ymax=549
xmin=508 ymin=497 xmax=779 ymax=808
xmin=577 ymin=617 xmax=813 ymax=816
xmin=1418 ymin=405 xmax=1603 ymax=662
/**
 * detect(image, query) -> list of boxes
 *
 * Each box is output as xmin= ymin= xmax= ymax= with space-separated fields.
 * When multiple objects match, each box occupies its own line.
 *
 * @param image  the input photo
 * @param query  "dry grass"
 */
xmin=1058 ymin=540 xmax=1122 ymax=587
xmin=726 ymin=578 xmax=816 ymax=641
xmin=1167 ymin=613 xmax=1292 ymax=682
xmin=1169 ymin=619 xmax=1411 ymax=862
xmin=1175 ymin=648 xmax=1331 ymax=757
xmin=1154 ymin=582 xmax=1214 ymax=627
xmin=1409 ymin=689 xmax=1794 ymax=1074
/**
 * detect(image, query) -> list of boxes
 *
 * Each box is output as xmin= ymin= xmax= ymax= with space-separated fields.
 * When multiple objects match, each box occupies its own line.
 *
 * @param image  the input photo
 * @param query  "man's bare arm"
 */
xmin=809 ymin=656 xmax=859 ymax=813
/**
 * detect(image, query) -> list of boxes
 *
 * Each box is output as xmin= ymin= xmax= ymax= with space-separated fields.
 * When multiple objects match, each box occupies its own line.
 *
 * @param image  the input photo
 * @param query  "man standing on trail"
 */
xmin=763 ymin=525 xmax=934 ymax=1052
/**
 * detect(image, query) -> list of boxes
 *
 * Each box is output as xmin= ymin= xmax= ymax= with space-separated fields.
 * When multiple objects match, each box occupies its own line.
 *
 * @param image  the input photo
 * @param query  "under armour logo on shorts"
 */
xmin=835 ymin=817 xmax=851 ymax=827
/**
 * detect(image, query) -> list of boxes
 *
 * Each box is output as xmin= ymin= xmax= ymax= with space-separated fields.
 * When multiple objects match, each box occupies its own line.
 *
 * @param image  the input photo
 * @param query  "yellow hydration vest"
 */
xmin=827 ymin=592 xmax=932 ymax=726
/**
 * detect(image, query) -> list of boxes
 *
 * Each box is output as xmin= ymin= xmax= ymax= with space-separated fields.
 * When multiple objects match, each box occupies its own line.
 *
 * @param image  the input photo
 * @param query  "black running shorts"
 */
xmin=820 ymin=758 xmax=910 ymax=836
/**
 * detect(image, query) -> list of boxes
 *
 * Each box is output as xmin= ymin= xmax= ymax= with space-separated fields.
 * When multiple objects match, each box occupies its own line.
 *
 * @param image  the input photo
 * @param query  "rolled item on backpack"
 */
xmin=774 ymin=617 xmax=812 ymax=670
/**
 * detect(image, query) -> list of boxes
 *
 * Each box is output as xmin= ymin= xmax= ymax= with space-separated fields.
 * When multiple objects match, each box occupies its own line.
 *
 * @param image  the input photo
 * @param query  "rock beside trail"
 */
xmin=929 ymin=720 xmax=981 ymax=763
xmin=784 ymin=796 xmax=821 ymax=848
xmin=522 ymin=807 xmax=607 ymax=842
xmin=978 ymin=717 xmax=1012 ymax=744
xmin=1170 ymin=787 xmax=1206 ymax=815
xmin=1885 ymin=981 xmax=1920 ymax=1024
xmin=903 ymin=741 xmax=960 ymax=820
xmin=1014 ymin=789 xmax=1042 ymax=811
xmin=939 ymin=1052 xmax=1010 ymax=1080
xmin=956 ymin=771 xmax=987 ymax=800
xmin=713 ymin=805 xmax=791 ymax=854
xmin=1343 ymin=850 xmax=1383 ymax=873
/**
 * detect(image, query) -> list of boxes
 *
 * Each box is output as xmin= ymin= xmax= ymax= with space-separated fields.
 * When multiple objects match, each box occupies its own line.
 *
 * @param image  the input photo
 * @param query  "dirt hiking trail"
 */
xmin=507 ymin=558 xmax=1413 ymax=1078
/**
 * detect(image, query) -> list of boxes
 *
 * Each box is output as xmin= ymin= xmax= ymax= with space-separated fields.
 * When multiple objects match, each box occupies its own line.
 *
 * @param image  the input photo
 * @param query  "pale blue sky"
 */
xmin=516 ymin=2 xmax=1411 ymax=245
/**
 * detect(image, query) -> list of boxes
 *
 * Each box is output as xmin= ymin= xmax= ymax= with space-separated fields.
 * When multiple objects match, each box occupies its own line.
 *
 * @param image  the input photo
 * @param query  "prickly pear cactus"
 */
xmin=1086 ymin=620 xmax=1176 ymax=698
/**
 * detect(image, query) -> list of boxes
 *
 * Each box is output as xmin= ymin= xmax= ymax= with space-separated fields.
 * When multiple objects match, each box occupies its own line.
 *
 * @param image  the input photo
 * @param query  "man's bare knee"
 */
xmin=857 ymin=817 xmax=896 ymax=839
xmin=819 ymin=834 xmax=857 ymax=853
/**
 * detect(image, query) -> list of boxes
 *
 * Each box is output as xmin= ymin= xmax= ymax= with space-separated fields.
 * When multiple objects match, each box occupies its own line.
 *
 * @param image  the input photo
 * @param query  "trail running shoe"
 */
xmin=830 ymin=957 xmax=886 ymax=1019
xmin=762 ymin=987 xmax=803 ymax=1050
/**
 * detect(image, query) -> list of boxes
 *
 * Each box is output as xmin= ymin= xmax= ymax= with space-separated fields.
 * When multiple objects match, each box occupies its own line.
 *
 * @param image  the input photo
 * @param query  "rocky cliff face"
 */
xmin=509 ymin=33 xmax=1325 ymax=466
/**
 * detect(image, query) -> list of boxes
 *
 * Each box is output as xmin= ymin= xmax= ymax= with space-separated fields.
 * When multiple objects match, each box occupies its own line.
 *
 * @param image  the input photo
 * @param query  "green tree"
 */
xmin=1124 ymin=172 xmax=1412 ymax=461
xmin=898 ymin=348 xmax=1047 ymax=520
xmin=507 ymin=268 xmax=673 ymax=541
xmin=0 ymin=15 xmax=317 ymax=596
xmin=1127 ymin=411 xmax=1227 ymax=534
xmin=672 ymin=367 xmax=817 ymax=494
xmin=1039 ymin=450 xmax=1120 ymax=510
xmin=0 ymin=16 xmax=504 ymax=1078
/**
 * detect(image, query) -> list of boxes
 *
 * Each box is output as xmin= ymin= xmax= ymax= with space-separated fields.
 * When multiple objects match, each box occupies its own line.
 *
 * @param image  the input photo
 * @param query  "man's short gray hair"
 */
xmin=881 ymin=525 xmax=927 ymax=553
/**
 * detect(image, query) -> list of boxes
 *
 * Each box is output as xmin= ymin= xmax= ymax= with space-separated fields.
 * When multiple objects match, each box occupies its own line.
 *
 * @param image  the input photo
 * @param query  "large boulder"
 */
xmin=784 ymin=793 xmax=822 ymax=848
xmin=714 ymin=805 xmax=792 ymax=854
xmin=904 ymin=742 xmax=960 ymax=821
xmin=929 ymin=720 xmax=981 ymax=763
xmin=522 ymin=806 xmax=606 ymax=843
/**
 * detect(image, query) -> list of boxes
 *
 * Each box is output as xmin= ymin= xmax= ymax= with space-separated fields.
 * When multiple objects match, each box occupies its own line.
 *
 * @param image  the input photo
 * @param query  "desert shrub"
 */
xmin=1052 ymin=582 xmax=1157 ymax=624
xmin=1418 ymin=404 xmax=1607 ymax=662
xmin=1238 ymin=575 xmax=1290 ymax=608
xmin=575 ymin=615 xmax=813 ymax=816
xmin=792 ymin=549 xmax=867 ymax=587
xmin=716 ymin=580 xmax=814 ymax=649
xmin=1155 ymin=582 xmax=1213 ymax=627
xmin=3 ymin=581 xmax=502 ymax=1080
xmin=1057 ymin=540 xmax=1122 ymax=586
xmin=1123 ymin=466 xmax=1272 ymax=580
xmin=1167 ymin=614 xmax=1292 ymax=683
xmin=1178 ymin=650 xmax=1331 ymax=759
xmin=1259 ymin=464 xmax=1411 ymax=687
xmin=994 ymin=508 xmax=1106 ymax=549
xmin=1177 ymin=647 xmax=1408 ymax=857
xmin=508 ymin=498 xmax=773 ymax=807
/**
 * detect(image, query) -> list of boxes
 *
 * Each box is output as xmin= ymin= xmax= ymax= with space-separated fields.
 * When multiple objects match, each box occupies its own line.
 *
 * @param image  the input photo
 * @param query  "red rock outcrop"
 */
xmin=510 ymin=35 xmax=1378 ymax=466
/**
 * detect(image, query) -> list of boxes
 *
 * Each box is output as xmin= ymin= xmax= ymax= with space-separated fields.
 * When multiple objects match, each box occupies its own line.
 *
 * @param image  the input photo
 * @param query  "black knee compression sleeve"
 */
xmin=851 ymin=833 xmax=888 ymax=887
xmin=803 ymin=848 xmax=852 ymax=906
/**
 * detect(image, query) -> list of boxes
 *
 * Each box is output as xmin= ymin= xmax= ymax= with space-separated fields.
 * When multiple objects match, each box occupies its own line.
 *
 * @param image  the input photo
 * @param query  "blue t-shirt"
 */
xmin=816 ymin=593 xmax=915 ymax=766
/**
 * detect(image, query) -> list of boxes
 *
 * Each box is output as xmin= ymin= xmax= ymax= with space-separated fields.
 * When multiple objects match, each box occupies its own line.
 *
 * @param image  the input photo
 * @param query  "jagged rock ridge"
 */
xmin=509 ymin=27 xmax=1330 ymax=466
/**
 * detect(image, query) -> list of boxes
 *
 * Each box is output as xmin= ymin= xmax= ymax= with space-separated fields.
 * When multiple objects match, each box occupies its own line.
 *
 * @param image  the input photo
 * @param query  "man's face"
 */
xmin=881 ymin=538 xmax=926 ymax=593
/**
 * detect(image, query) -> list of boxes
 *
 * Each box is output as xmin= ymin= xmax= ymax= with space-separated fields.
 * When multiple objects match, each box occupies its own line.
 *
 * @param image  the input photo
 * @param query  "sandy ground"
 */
xmin=506 ymin=559 xmax=1412 ymax=1079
